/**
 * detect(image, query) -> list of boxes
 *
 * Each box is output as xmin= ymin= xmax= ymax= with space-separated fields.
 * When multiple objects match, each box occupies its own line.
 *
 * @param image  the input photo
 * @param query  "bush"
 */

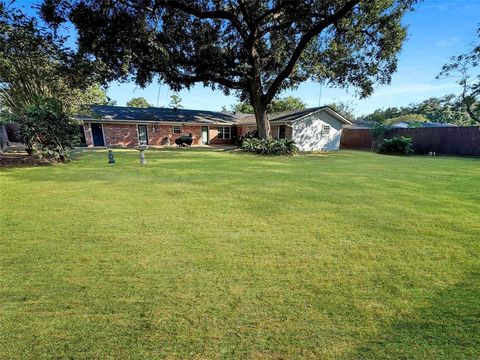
xmin=234 ymin=129 xmax=257 ymax=146
xmin=378 ymin=136 xmax=414 ymax=155
xmin=241 ymin=137 xmax=298 ymax=155
xmin=19 ymin=97 xmax=80 ymax=162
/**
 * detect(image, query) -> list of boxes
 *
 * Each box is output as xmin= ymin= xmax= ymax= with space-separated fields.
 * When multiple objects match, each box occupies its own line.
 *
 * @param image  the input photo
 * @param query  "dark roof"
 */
xmin=77 ymin=105 xmax=242 ymax=125
xmin=234 ymin=106 xmax=351 ymax=125
xmin=77 ymin=104 xmax=351 ymax=126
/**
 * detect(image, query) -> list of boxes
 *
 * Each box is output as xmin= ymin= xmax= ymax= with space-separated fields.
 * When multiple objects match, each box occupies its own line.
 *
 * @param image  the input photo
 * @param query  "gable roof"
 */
xmin=77 ymin=105 xmax=244 ymax=125
xmin=234 ymin=106 xmax=352 ymax=126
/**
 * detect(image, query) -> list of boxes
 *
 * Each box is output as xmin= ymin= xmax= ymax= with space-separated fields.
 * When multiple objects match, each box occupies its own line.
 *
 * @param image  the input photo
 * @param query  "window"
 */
xmin=173 ymin=125 xmax=181 ymax=134
xmin=322 ymin=125 xmax=331 ymax=136
xmin=218 ymin=126 xmax=231 ymax=139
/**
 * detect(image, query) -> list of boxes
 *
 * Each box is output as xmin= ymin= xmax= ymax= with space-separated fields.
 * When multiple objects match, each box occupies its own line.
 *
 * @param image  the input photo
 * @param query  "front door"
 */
xmin=201 ymin=126 xmax=209 ymax=144
xmin=91 ymin=123 xmax=105 ymax=146
xmin=138 ymin=125 xmax=148 ymax=145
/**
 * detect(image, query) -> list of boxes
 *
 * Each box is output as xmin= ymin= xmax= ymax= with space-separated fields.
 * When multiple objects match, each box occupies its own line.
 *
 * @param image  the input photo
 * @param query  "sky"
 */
xmin=12 ymin=0 xmax=480 ymax=116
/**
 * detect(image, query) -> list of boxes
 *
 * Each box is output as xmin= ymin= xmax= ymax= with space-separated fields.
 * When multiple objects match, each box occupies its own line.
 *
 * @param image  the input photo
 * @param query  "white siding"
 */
xmin=291 ymin=110 xmax=344 ymax=151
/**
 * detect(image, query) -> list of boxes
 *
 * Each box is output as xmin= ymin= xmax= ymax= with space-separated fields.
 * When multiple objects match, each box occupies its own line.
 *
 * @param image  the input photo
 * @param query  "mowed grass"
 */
xmin=0 ymin=149 xmax=479 ymax=359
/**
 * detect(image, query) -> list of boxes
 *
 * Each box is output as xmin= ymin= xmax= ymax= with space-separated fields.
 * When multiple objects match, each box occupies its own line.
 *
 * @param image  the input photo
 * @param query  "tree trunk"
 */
xmin=0 ymin=124 xmax=9 ymax=153
xmin=251 ymin=95 xmax=270 ymax=139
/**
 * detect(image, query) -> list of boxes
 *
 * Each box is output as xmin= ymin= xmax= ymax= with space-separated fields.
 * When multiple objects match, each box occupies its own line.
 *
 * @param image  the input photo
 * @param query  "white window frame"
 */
xmin=218 ymin=126 xmax=231 ymax=139
xmin=138 ymin=125 xmax=148 ymax=145
xmin=173 ymin=125 xmax=181 ymax=134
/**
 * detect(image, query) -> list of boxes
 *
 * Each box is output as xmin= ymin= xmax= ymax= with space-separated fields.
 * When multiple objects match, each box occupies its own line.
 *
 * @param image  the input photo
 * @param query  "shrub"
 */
xmin=234 ymin=129 xmax=257 ymax=146
xmin=19 ymin=97 xmax=80 ymax=162
xmin=369 ymin=122 xmax=392 ymax=150
xmin=241 ymin=137 xmax=298 ymax=155
xmin=378 ymin=136 xmax=414 ymax=155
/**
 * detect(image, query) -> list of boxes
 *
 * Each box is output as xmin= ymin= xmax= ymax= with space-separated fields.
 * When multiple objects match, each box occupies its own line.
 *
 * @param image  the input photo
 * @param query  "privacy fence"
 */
xmin=340 ymin=126 xmax=480 ymax=156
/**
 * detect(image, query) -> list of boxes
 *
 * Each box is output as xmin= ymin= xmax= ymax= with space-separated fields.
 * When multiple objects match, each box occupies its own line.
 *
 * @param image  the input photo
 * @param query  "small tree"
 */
xmin=19 ymin=97 xmax=79 ymax=162
xmin=438 ymin=26 xmax=479 ymax=124
xmin=369 ymin=122 xmax=392 ymax=151
xmin=169 ymin=93 xmax=183 ymax=109
xmin=126 ymin=97 xmax=151 ymax=108
xmin=0 ymin=3 xmax=100 ymax=157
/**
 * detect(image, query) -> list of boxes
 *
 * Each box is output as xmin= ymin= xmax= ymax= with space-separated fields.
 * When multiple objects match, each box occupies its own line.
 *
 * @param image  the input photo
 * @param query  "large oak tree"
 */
xmin=42 ymin=0 xmax=418 ymax=138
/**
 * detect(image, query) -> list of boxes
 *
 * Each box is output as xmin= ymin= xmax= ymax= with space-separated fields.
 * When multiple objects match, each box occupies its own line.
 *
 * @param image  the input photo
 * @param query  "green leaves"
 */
xmin=241 ymin=138 xmax=298 ymax=156
xmin=127 ymin=97 xmax=151 ymax=108
xmin=20 ymin=97 xmax=80 ymax=162
xmin=378 ymin=136 xmax=414 ymax=155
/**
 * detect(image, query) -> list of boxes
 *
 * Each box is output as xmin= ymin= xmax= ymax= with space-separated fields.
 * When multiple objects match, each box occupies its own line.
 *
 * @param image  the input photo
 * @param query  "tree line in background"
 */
xmin=126 ymin=94 xmax=183 ymax=109
xmin=362 ymin=26 xmax=479 ymax=126
xmin=361 ymin=94 xmax=478 ymax=126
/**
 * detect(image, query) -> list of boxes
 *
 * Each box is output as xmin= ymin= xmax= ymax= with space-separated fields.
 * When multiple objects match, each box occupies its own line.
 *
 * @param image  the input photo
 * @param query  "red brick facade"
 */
xmin=82 ymin=122 xmax=293 ymax=147
xmin=103 ymin=124 xmax=139 ymax=147
xmin=83 ymin=122 xmax=235 ymax=147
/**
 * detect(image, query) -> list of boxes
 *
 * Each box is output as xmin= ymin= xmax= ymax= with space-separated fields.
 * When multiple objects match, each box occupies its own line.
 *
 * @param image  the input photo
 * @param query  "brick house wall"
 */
xmin=237 ymin=125 xmax=257 ymax=137
xmin=103 ymin=124 xmax=139 ymax=147
xmin=209 ymin=126 xmax=234 ymax=145
xmin=147 ymin=124 xmax=170 ymax=145
xmin=84 ymin=122 xmax=236 ymax=147
xmin=181 ymin=125 xmax=203 ymax=145
xmin=147 ymin=124 xmax=203 ymax=146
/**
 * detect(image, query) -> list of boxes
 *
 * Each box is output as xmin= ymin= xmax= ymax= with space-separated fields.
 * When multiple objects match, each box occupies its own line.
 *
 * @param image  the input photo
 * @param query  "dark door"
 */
xmin=78 ymin=125 xmax=87 ymax=147
xmin=278 ymin=125 xmax=286 ymax=139
xmin=91 ymin=123 xmax=105 ymax=146
xmin=138 ymin=125 xmax=148 ymax=145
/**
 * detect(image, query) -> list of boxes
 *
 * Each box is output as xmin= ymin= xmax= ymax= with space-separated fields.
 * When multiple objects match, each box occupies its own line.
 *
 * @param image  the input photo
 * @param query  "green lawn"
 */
xmin=1 ymin=149 xmax=479 ymax=359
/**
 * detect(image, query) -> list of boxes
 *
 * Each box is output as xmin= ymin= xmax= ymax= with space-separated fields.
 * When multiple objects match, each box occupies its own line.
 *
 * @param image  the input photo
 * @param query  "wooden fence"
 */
xmin=340 ymin=126 xmax=480 ymax=156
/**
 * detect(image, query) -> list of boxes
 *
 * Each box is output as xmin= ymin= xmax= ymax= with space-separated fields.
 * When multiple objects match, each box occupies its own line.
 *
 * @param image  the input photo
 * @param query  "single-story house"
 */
xmin=77 ymin=105 xmax=351 ymax=151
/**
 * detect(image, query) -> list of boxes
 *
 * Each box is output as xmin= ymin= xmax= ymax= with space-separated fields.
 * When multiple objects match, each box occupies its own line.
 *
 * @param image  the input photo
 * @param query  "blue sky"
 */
xmin=13 ymin=0 xmax=480 ymax=115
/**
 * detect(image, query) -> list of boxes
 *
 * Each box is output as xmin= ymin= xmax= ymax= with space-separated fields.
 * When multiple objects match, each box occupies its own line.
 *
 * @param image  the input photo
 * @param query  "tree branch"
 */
xmin=263 ymin=0 xmax=361 ymax=104
xmin=159 ymin=0 xmax=248 ymax=41
xmin=168 ymin=73 xmax=244 ymax=90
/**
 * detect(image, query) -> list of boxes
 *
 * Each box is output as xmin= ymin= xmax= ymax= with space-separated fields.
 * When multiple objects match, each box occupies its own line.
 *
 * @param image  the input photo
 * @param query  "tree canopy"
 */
xmin=0 ymin=3 xmax=105 ymax=160
xmin=0 ymin=3 xmax=102 ymax=115
xmin=328 ymin=101 xmax=356 ymax=121
xmin=233 ymin=96 xmax=306 ymax=114
xmin=41 ymin=0 xmax=418 ymax=138
xmin=361 ymin=95 xmax=477 ymax=126
xmin=127 ymin=97 xmax=151 ymax=108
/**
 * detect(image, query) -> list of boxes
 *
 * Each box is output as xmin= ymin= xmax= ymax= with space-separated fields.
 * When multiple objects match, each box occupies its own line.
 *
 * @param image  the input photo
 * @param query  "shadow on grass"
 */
xmin=353 ymin=268 xmax=480 ymax=359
